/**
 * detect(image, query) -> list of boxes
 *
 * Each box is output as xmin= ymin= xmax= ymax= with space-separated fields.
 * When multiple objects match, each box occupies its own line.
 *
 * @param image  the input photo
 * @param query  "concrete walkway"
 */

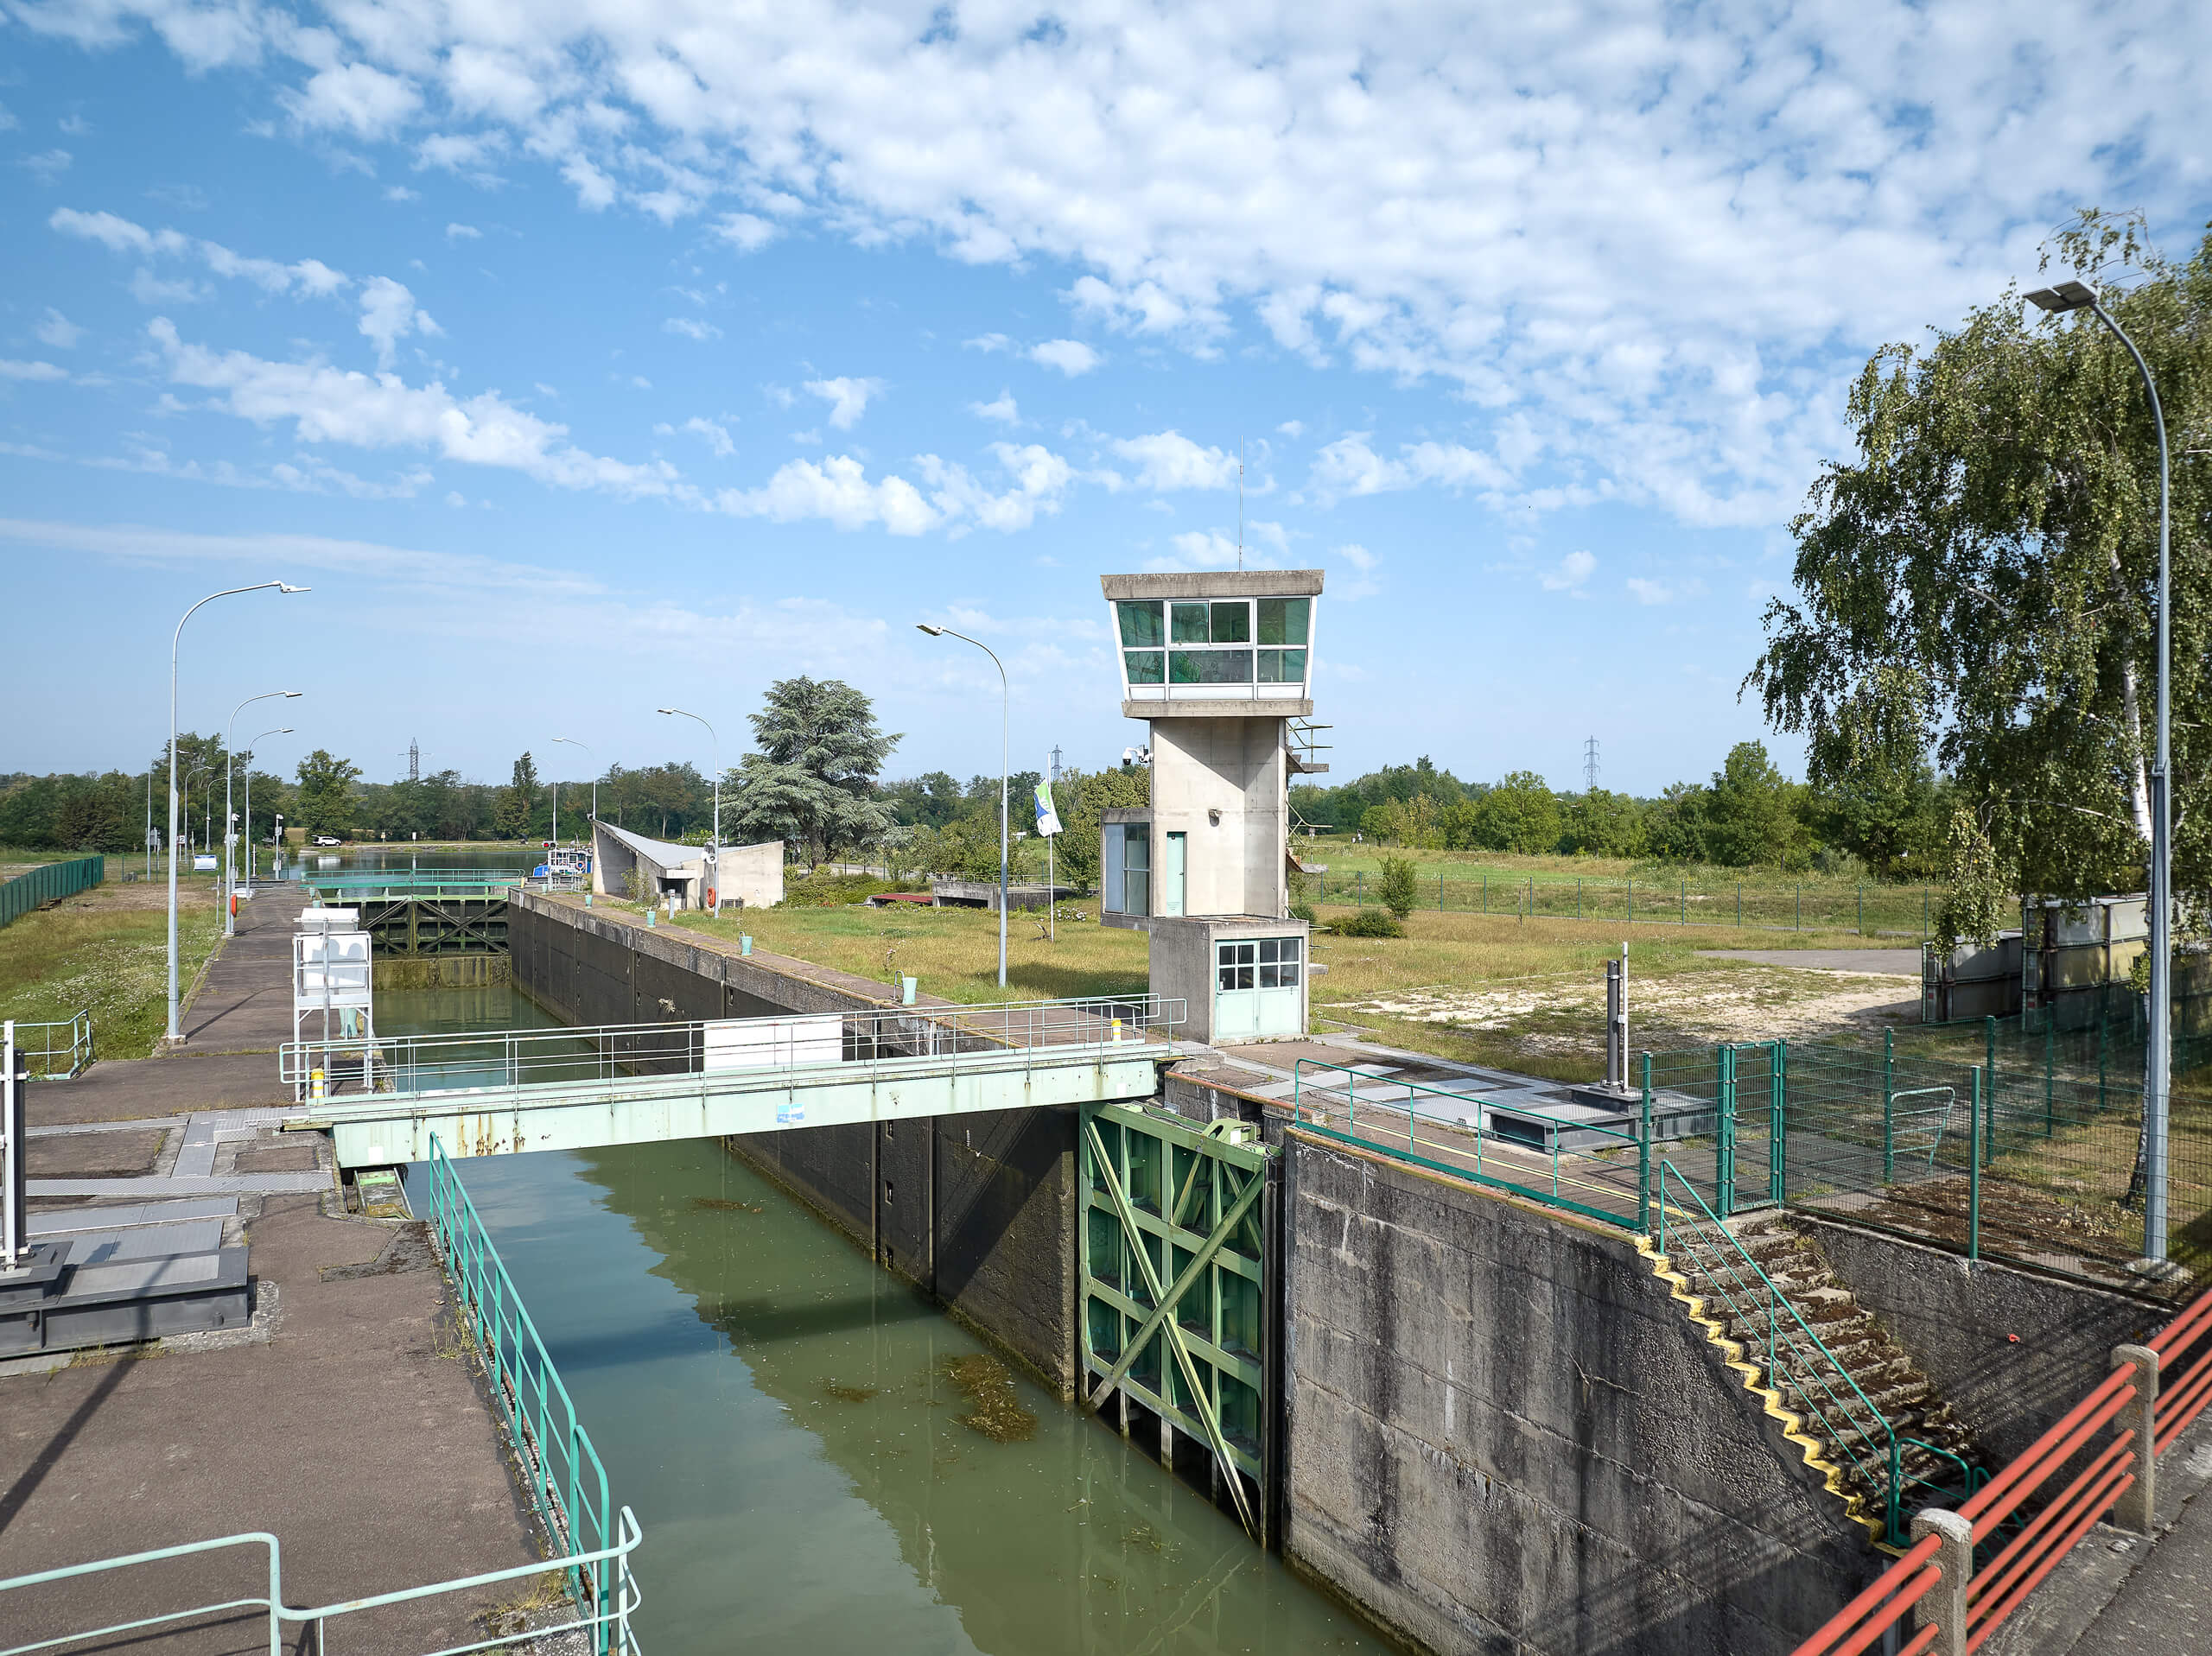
xmin=3 ymin=880 xmax=552 ymax=1651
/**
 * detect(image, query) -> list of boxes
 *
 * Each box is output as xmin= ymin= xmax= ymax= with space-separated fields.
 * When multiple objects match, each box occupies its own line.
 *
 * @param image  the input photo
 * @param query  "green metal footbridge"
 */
xmin=284 ymin=993 xmax=1185 ymax=1167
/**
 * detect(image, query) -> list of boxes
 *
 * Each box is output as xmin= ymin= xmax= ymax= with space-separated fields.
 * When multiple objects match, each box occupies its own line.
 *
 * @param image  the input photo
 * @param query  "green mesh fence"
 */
xmin=1645 ymin=1036 xmax=2212 ymax=1292
xmin=0 ymin=855 xmax=104 ymax=930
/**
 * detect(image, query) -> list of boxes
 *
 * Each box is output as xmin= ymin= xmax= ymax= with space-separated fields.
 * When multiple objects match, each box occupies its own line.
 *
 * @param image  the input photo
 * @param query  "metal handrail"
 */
xmin=0 ymin=1506 xmax=640 ymax=1656
xmin=1656 ymin=1160 xmax=1976 ymax=1545
xmin=1289 ymin=1056 xmax=1646 ymax=1230
xmin=424 ymin=1133 xmax=625 ymax=1650
xmin=282 ymin=993 xmax=1186 ymax=1094
xmin=11 ymin=1012 xmax=92 ymax=1080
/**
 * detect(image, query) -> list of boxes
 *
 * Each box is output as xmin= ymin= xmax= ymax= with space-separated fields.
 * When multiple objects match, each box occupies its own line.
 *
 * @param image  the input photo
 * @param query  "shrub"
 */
xmin=1376 ymin=854 xmax=1419 ymax=920
xmin=1289 ymin=899 xmax=1317 ymax=923
xmin=779 ymin=872 xmax=923 ymax=908
xmin=1336 ymin=906 xmax=1404 ymax=938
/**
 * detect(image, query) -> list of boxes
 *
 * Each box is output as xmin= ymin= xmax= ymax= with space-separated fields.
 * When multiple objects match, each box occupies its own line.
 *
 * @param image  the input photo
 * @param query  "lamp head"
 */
xmin=283 ymin=690 xmax=302 ymax=698
xmin=916 ymin=622 xmax=944 ymax=637
xmin=2024 ymin=279 xmax=2097 ymax=314
xmin=276 ymin=727 xmax=292 ymax=735
xmin=276 ymin=582 xmax=311 ymax=593
xmin=657 ymin=707 xmax=677 ymax=715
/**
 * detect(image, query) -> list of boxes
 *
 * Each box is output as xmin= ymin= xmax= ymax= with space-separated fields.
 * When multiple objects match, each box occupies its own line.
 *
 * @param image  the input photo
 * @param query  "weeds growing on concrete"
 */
xmin=940 ymin=1352 xmax=1036 ymax=1442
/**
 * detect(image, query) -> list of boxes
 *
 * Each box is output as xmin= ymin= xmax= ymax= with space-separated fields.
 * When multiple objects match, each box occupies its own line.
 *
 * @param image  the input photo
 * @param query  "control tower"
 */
xmin=1097 ymin=570 xmax=1325 ymax=1044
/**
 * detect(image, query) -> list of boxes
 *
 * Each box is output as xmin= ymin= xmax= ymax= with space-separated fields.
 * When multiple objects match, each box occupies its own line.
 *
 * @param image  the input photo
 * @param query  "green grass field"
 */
xmin=0 ymin=876 xmax=223 ymax=1059
xmin=644 ymin=893 xmax=1910 ymax=1081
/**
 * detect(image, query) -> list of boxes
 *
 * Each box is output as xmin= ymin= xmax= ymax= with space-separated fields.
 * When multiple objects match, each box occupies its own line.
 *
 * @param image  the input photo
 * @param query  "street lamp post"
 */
xmin=2026 ymin=276 xmax=2175 ymax=1267
xmin=167 ymin=581 xmax=309 ymax=1043
xmin=657 ymin=709 xmax=720 ymax=915
xmin=917 ymin=623 xmax=1009 ymax=988
xmin=550 ymin=738 xmax=595 ymax=885
xmin=225 ymin=690 xmax=302 ymax=936
xmin=243 ymin=726 xmax=292 ymax=894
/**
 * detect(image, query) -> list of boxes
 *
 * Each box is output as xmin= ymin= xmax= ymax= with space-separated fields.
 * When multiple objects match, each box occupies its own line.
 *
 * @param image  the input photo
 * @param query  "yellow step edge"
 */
xmin=1641 ymin=1238 xmax=1904 ymax=1555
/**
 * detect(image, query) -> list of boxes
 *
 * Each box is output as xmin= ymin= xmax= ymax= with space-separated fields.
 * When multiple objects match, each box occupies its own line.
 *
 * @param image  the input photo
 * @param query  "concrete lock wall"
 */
xmin=1282 ymin=1130 xmax=1874 ymax=1656
xmin=507 ymin=890 xmax=1083 ymax=1393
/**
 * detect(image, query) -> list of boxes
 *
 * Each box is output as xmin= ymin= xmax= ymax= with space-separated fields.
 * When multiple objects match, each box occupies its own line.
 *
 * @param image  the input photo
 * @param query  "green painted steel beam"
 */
xmin=293 ymin=1047 xmax=1168 ymax=1168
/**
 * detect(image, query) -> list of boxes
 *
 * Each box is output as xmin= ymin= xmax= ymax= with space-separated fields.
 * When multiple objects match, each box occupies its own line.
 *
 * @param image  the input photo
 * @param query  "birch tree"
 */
xmin=1750 ymin=213 xmax=2212 ymax=942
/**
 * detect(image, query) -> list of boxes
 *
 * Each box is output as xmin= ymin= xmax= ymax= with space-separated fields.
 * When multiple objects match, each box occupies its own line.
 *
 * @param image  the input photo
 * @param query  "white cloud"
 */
xmin=1027 ymin=339 xmax=1100 ymax=377
xmin=1625 ymin=577 xmax=1673 ymax=606
xmin=1277 ymin=421 xmax=1305 ymax=439
xmin=148 ymin=318 xmax=676 ymax=496
xmin=1306 ymin=434 xmax=1514 ymax=504
xmin=21 ymin=149 xmax=71 ymax=185
xmin=0 ymin=103 xmax=15 ymax=132
xmin=385 ymin=185 xmax=420 ymax=202
xmin=130 ymin=270 xmax=205 ymax=306
xmin=711 ymin=213 xmax=777 ymax=251
xmin=281 ymin=63 xmax=422 ymax=139
xmin=664 ymin=316 xmax=721 ymax=341
xmin=969 ymin=390 xmax=1018 ymax=424
xmin=1541 ymin=550 xmax=1597 ymax=592
xmin=675 ymin=416 xmax=735 ymax=457
xmin=1111 ymin=431 xmax=1236 ymax=491
xmin=0 ymin=359 xmax=68 ymax=382
xmin=35 ymin=308 xmax=83 ymax=350
xmin=963 ymin=333 xmax=1011 ymax=354
xmin=358 ymin=277 xmax=441 ymax=368
xmin=1154 ymin=530 xmax=1277 ymax=573
xmin=34 ymin=0 xmax=2212 ymax=533
xmin=54 ymin=207 xmax=352 ymax=301
xmin=804 ymin=376 xmax=884 ymax=430
xmin=446 ymin=222 xmax=483 ymax=240
xmin=716 ymin=441 xmax=1071 ymax=536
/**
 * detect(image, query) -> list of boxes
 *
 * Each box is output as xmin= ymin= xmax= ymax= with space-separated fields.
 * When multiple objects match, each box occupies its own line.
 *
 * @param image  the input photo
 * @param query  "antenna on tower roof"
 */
xmin=1236 ymin=445 xmax=1245 ymax=572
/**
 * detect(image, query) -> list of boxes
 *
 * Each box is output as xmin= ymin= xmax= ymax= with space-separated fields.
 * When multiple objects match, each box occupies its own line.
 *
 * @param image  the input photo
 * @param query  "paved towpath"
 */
xmin=4 ymin=879 xmax=552 ymax=1652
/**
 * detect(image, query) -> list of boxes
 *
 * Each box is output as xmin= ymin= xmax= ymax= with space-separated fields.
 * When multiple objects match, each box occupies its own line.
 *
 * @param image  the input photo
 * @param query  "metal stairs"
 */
xmin=1647 ymin=1182 xmax=1985 ymax=1546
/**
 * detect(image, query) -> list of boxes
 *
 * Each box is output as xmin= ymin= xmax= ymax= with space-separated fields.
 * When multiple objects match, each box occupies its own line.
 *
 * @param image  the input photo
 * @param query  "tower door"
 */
xmin=1161 ymin=831 xmax=1186 ymax=917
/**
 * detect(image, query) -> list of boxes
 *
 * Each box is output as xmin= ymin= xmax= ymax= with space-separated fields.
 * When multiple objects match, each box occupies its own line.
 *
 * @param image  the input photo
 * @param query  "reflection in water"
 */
xmin=394 ymin=987 xmax=1385 ymax=1654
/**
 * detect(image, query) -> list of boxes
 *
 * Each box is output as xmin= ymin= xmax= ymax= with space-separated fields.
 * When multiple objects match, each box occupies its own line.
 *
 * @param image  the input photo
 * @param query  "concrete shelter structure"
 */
xmin=591 ymin=819 xmax=784 ymax=910
xmin=1097 ymin=569 xmax=1323 ymax=1044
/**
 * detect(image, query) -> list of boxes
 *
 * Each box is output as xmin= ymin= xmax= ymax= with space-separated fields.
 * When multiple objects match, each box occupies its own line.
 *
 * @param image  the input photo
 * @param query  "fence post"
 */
xmin=1770 ymin=1039 xmax=1787 ymax=1205
xmin=1439 ymin=874 xmax=1445 ymax=911
xmin=1680 ymin=879 xmax=1685 ymax=924
xmin=2111 ymin=1343 xmax=2160 ymax=1535
xmin=1796 ymin=883 xmax=1802 ymax=930
xmin=1482 ymin=873 xmax=1487 ymax=914
xmin=1909 ymin=1508 xmax=1974 ymax=1656
xmin=1968 ymin=1067 xmax=1983 ymax=1261
xmin=1858 ymin=884 xmax=1864 ymax=935
xmin=1985 ymin=1014 xmax=1997 ymax=1090
xmin=1738 ymin=880 xmax=1742 ymax=927
xmin=1717 ymin=1044 xmax=1738 ymax=1219
xmin=1577 ymin=878 xmax=1581 ymax=920
xmin=1639 ymin=1053 xmax=1654 ymax=1234
xmin=1883 ymin=1028 xmax=1897 ymax=1184
xmin=2045 ymin=1014 xmax=2056 ymax=1139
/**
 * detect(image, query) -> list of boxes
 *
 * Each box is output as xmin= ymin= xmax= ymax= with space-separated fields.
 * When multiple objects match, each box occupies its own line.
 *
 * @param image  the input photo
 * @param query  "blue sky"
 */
xmin=3 ymin=1 xmax=2207 ymax=797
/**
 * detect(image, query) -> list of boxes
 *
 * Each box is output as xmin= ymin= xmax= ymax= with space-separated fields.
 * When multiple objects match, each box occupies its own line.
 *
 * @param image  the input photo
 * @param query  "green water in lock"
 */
xmin=391 ymin=983 xmax=1390 ymax=1655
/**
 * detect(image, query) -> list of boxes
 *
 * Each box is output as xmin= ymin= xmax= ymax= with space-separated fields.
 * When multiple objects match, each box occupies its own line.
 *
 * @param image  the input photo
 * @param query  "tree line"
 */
xmin=1293 ymin=742 xmax=1948 ymax=878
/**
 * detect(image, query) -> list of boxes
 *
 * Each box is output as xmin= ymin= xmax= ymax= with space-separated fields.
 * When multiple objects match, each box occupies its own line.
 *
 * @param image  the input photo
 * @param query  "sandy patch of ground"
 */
xmin=1336 ymin=964 xmax=1918 ymax=1051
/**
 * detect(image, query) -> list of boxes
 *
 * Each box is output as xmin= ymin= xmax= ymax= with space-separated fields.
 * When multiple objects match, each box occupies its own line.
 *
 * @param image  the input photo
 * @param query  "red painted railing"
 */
xmin=1791 ymin=1286 xmax=2212 ymax=1656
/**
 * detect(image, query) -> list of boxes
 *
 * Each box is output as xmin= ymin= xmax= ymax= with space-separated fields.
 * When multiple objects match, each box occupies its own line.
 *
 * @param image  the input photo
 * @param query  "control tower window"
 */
xmin=1257 ymin=598 xmax=1310 ymax=646
xmin=1117 ymin=600 xmax=1165 ymax=648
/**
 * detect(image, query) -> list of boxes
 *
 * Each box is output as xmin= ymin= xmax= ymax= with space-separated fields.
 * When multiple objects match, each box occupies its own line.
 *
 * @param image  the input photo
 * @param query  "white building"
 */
xmin=590 ymin=820 xmax=785 ymax=910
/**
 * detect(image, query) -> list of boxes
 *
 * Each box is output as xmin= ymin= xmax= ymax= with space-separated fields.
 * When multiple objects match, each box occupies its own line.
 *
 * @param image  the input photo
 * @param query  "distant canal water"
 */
xmin=385 ymin=980 xmax=1388 ymax=1655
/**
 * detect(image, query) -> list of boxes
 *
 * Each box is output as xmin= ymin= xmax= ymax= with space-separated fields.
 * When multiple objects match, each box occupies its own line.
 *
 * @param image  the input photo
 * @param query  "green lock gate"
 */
xmin=1078 ymin=1101 xmax=1277 ymax=1544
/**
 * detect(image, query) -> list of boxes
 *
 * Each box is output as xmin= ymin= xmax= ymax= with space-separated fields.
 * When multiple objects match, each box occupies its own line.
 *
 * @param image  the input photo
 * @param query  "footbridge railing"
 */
xmin=1791 ymin=1284 xmax=2212 ymax=1656
xmin=1654 ymin=1160 xmax=1976 ymax=1546
xmin=285 ymin=993 xmax=1185 ymax=1165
